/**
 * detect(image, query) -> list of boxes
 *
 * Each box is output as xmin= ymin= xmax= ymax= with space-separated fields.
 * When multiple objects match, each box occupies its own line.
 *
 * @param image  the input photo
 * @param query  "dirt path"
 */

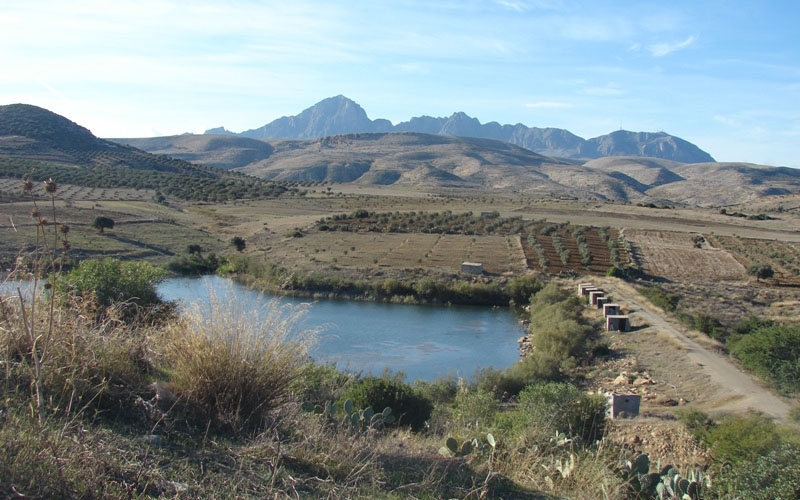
xmin=596 ymin=277 xmax=793 ymax=421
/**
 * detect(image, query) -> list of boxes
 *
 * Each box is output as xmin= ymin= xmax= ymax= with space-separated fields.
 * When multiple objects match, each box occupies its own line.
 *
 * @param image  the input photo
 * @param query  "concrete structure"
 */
xmin=596 ymin=296 xmax=608 ymax=309
xmin=606 ymin=315 xmax=630 ymax=332
xmin=607 ymin=393 xmax=641 ymax=419
xmin=580 ymin=286 xmax=598 ymax=297
xmin=589 ymin=290 xmax=605 ymax=306
xmin=603 ymin=303 xmax=620 ymax=317
xmin=578 ymin=283 xmax=594 ymax=296
xmin=461 ymin=262 xmax=483 ymax=275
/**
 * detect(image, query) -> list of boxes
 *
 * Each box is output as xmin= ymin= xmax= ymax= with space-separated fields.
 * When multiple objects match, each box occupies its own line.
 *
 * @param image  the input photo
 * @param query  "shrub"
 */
xmin=710 ymin=443 xmax=800 ymax=500
xmin=518 ymin=382 xmax=606 ymax=443
xmin=165 ymin=294 xmax=314 ymax=431
xmin=341 ymin=376 xmax=433 ymax=431
xmin=728 ymin=323 xmax=800 ymax=394
xmin=638 ymin=286 xmax=680 ymax=312
xmin=166 ymin=252 xmax=220 ymax=275
xmin=705 ymin=413 xmax=781 ymax=464
xmin=506 ymin=275 xmax=541 ymax=306
xmin=412 ymin=377 xmax=459 ymax=405
xmin=747 ymin=263 xmax=774 ymax=280
xmin=230 ymin=236 xmax=246 ymax=252
xmin=57 ymin=258 xmax=166 ymax=317
xmin=451 ymin=390 xmax=498 ymax=430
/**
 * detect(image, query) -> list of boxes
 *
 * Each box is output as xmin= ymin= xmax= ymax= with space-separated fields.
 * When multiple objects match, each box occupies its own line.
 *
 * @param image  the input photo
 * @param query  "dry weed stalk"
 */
xmin=3 ymin=177 xmax=70 ymax=422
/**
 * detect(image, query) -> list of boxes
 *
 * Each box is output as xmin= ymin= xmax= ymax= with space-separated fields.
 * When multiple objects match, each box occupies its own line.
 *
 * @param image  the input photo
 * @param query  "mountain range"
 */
xmin=1 ymin=102 xmax=797 ymax=206
xmin=205 ymin=95 xmax=715 ymax=164
xmin=119 ymin=131 xmax=800 ymax=206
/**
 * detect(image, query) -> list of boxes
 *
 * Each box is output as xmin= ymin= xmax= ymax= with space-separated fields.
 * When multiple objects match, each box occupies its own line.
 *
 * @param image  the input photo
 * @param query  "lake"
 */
xmin=2 ymin=275 xmax=525 ymax=381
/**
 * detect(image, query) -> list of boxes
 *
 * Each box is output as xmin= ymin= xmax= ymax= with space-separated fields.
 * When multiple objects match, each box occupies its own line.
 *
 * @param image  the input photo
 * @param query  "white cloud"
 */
xmin=648 ymin=35 xmax=697 ymax=57
xmin=396 ymin=63 xmax=431 ymax=75
xmin=713 ymin=115 xmax=742 ymax=128
xmin=493 ymin=0 xmax=564 ymax=11
xmin=581 ymin=84 xmax=624 ymax=96
xmin=525 ymin=101 xmax=573 ymax=109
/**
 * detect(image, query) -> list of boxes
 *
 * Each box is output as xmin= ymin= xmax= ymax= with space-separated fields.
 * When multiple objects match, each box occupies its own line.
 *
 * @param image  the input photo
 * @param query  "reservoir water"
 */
xmin=2 ymin=275 xmax=525 ymax=381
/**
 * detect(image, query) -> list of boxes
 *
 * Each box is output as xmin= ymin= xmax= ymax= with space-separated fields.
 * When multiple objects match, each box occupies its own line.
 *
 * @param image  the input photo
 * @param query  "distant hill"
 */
xmin=584 ymin=156 xmax=800 ymax=205
xmin=0 ymin=104 xmax=288 ymax=201
xmin=204 ymin=95 xmax=715 ymax=163
xmin=122 ymin=132 xmax=799 ymax=205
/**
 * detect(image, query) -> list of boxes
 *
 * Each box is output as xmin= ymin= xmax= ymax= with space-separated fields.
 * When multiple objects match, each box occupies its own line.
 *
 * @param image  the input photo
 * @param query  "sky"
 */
xmin=1 ymin=0 xmax=799 ymax=167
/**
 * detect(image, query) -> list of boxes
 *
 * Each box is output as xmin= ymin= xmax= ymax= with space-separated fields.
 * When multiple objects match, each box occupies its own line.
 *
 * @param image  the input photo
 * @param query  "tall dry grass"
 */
xmin=163 ymin=287 xmax=317 ymax=431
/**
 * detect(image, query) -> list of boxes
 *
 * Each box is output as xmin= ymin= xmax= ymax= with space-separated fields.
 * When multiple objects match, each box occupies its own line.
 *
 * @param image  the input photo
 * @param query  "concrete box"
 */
xmin=589 ymin=290 xmax=605 ymax=305
xmin=608 ymin=393 xmax=641 ymax=419
xmin=578 ymin=283 xmax=594 ymax=296
xmin=596 ymin=296 xmax=608 ymax=309
xmin=606 ymin=315 xmax=630 ymax=332
xmin=580 ymin=286 xmax=598 ymax=297
xmin=603 ymin=303 xmax=620 ymax=317
xmin=461 ymin=262 xmax=483 ymax=275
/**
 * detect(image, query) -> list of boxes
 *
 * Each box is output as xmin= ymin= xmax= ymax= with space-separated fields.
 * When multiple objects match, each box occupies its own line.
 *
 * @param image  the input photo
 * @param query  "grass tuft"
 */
xmin=164 ymin=287 xmax=316 ymax=431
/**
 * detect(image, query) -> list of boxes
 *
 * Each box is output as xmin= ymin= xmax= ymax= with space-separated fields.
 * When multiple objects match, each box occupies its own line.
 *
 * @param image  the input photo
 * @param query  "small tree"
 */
xmin=92 ymin=216 xmax=114 ymax=234
xmin=231 ymin=236 xmax=246 ymax=252
xmin=748 ymin=263 xmax=774 ymax=282
xmin=187 ymin=244 xmax=203 ymax=254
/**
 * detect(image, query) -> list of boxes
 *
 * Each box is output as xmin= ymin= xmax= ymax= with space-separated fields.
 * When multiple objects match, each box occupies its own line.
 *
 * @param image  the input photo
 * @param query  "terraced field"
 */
xmin=625 ymin=230 xmax=746 ymax=282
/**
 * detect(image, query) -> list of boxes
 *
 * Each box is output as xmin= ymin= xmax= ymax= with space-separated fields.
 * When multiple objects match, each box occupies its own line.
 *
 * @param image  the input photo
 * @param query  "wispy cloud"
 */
xmin=525 ymin=101 xmax=573 ymax=109
xmin=493 ymin=0 xmax=564 ymax=11
xmin=713 ymin=114 xmax=742 ymax=127
xmin=395 ymin=62 xmax=431 ymax=75
xmin=648 ymin=35 xmax=697 ymax=57
xmin=581 ymin=84 xmax=624 ymax=96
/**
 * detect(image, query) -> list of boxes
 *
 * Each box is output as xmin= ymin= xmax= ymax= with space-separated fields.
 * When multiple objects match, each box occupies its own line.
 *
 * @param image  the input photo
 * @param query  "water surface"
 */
xmin=1 ymin=275 xmax=525 ymax=381
xmin=159 ymin=275 xmax=524 ymax=381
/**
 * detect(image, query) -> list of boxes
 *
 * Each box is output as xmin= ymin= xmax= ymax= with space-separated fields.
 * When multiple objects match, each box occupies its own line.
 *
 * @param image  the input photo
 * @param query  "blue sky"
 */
xmin=2 ymin=0 xmax=799 ymax=166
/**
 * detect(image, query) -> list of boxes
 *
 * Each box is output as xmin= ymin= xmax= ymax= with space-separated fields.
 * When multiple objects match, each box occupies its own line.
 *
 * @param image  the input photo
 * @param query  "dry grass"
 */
xmin=163 ymin=287 xmax=317 ymax=430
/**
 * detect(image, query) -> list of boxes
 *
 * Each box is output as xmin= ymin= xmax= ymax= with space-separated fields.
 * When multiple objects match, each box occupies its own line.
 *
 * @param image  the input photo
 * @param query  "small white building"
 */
xmin=606 ymin=315 xmax=630 ymax=332
xmin=461 ymin=262 xmax=483 ymax=275
xmin=607 ymin=393 xmax=641 ymax=419
xmin=578 ymin=283 xmax=594 ymax=295
xmin=589 ymin=290 xmax=605 ymax=306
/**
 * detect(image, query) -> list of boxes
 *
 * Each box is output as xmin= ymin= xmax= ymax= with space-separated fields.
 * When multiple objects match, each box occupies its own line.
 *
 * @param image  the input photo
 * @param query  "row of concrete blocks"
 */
xmin=578 ymin=283 xmax=630 ymax=332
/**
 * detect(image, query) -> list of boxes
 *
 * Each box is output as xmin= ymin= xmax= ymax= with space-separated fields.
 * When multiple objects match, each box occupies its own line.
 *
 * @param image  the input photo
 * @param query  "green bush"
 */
xmin=517 ymin=382 xmax=606 ymax=443
xmin=57 ymin=258 xmax=166 ymax=317
xmin=506 ymin=275 xmax=541 ymax=306
xmin=412 ymin=377 xmax=459 ymax=405
xmin=166 ymin=252 xmax=220 ymax=275
xmin=710 ymin=443 xmax=800 ymax=500
xmin=638 ymin=286 xmax=680 ymax=312
xmin=342 ymin=377 xmax=433 ymax=431
xmin=705 ymin=413 xmax=781 ymax=465
xmin=729 ymin=323 xmax=800 ymax=394
xmin=451 ymin=390 xmax=498 ymax=429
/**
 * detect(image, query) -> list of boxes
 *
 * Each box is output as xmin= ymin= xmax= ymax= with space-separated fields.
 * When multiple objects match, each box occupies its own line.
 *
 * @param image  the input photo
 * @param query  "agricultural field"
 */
xmin=0 ymin=177 xmax=154 ymax=202
xmin=260 ymin=232 xmax=527 ymax=276
xmin=713 ymin=234 xmax=800 ymax=281
xmin=624 ymin=230 xmax=747 ymax=282
xmin=0 ymin=199 xmax=223 ymax=266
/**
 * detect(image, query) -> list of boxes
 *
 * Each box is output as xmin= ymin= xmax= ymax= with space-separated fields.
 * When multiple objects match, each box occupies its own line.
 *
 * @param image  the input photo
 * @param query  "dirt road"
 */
xmin=596 ymin=277 xmax=792 ymax=421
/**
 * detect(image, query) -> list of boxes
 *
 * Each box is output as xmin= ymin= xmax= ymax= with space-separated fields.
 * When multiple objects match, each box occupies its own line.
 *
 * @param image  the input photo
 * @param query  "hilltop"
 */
xmin=0 ymin=104 xmax=288 ymax=201
xmin=203 ymin=95 xmax=715 ymax=163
